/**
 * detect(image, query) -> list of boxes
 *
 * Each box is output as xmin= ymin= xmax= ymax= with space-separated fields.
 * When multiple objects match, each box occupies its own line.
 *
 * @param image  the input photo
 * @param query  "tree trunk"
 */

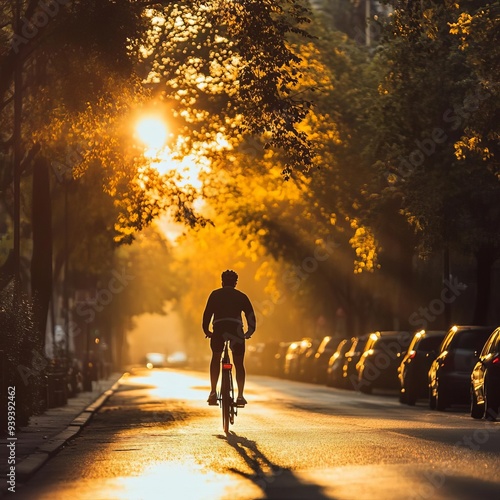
xmin=472 ymin=246 xmax=496 ymax=325
xmin=31 ymin=156 xmax=53 ymax=351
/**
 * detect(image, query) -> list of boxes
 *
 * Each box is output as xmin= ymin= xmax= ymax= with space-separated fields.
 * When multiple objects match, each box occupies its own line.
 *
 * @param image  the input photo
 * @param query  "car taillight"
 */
xmin=408 ymin=350 xmax=416 ymax=360
xmin=492 ymin=356 xmax=499 ymax=365
xmin=223 ymin=363 xmax=232 ymax=370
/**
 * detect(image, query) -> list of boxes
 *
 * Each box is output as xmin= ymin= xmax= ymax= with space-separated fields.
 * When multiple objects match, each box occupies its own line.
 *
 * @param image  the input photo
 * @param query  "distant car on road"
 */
xmin=284 ymin=338 xmax=313 ymax=379
xmin=471 ymin=326 xmax=500 ymax=421
xmin=311 ymin=336 xmax=342 ymax=384
xmin=274 ymin=341 xmax=294 ymax=377
xmin=297 ymin=338 xmax=321 ymax=382
xmin=325 ymin=338 xmax=350 ymax=387
xmin=398 ymin=330 xmax=446 ymax=405
xmin=167 ymin=351 xmax=188 ymax=367
xmin=342 ymin=335 xmax=368 ymax=390
xmin=356 ymin=331 xmax=411 ymax=394
xmin=429 ymin=325 xmax=495 ymax=411
xmin=145 ymin=352 xmax=167 ymax=369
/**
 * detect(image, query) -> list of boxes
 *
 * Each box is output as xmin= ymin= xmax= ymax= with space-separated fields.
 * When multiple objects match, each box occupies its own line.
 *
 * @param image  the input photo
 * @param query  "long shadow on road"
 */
xmin=221 ymin=432 xmax=334 ymax=500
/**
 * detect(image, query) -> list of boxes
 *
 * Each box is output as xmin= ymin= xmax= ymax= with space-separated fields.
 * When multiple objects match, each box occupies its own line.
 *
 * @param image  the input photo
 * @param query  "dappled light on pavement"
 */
xmin=129 ymin=369 xmax=210 ymax=403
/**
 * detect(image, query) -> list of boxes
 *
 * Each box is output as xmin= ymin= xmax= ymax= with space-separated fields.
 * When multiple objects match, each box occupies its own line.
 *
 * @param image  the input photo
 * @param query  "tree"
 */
xmin=0 ymin=2 xmax=335 ymax=421
xmin=137 ymin=0 xmax=316 ymax=177
xmin=193 ymin=20 xmax=395 ymax=335
xmin=373 ymin=0 xmax=500 ymax=324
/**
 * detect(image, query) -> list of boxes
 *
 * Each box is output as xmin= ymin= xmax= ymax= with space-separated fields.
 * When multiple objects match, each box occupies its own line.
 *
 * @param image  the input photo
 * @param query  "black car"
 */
xmin=297 ymin=338 xmax=321 ymax=381
xmin=312 ymin=336 xmax=343 ymax=384
xmin=471 ymin=326 xmax=500 ymax=421
xmin=325 ymin=338 xmax=350 ymax=387
xmin=429 ymin=325 xmax=495 ymax=411
xmin=284 ymin=339 xmax=313 ymax=379
xmin=342 ymin=335 xmax=368 ymax=390
xmin=398 ymin=330 xmax=446 ymax=405
xmin=356 ymin=331 xmax=411 ymax=394
xmin=274 ymin=341 xmax=294 ymax=377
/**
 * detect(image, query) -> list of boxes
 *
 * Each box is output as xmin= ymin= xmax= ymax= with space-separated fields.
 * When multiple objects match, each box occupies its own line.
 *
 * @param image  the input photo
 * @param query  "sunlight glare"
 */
xmin=154 ymin=150 xmax=208 ymax=190
xmin=136 ymin=116 xmax=168 ymax=151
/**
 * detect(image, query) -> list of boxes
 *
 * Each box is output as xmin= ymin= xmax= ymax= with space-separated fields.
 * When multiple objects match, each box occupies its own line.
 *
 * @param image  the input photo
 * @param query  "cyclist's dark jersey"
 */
xmin=202 ymin=286 xmax=256 ymax=337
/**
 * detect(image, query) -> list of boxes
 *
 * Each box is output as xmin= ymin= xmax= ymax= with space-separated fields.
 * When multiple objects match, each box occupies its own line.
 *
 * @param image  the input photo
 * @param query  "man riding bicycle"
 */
xmin=202 ymin=270 xmax=256 ymax=407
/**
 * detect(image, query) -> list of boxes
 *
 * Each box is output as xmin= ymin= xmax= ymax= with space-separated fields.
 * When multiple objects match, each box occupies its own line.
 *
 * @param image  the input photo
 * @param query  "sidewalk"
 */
xmin=1 ymin=373 xmax=124 ymax=494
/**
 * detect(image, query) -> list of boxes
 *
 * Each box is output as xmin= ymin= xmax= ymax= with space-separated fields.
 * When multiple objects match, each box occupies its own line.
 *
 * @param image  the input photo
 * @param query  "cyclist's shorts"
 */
xmin=210 ymin=331 xmax=245 ymax=356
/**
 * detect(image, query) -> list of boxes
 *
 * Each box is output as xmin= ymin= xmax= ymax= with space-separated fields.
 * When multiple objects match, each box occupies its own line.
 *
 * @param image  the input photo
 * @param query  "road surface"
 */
xmin=14 ymin=368 xmax=500 ymax=499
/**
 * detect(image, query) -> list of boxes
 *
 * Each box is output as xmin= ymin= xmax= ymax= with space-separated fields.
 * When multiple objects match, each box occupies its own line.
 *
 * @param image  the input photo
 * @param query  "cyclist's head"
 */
xmin=221 ymin=269 xmax=238 ymax=287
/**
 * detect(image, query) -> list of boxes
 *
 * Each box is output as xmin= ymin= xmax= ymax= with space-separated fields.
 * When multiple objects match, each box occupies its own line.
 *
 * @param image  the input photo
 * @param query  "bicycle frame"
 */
xmin=219 ymin=340 xmax=237 ymax=433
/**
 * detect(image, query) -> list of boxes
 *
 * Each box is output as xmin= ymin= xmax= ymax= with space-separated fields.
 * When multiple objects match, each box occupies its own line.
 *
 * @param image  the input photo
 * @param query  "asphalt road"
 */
xmin=14 ymin=368 xmax=500 ymax=500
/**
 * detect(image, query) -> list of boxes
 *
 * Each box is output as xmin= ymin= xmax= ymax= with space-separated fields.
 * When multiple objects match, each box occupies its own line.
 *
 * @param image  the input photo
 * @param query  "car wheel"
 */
xmin=399 ymin=389 xmax=408 ymax=405
xmin=406 ymin=390 xmax=417 ymax=406
xmin=470 ymin=386 xmax=484 ymax=419
xmin=359 ymin=379 xmax=372 ymax=394
xmin=404 ymin=381 xmax=417 ymax=406
xmin=429 ymin=387 xmax=436 ymax=410
xmin=485 ymin=388 xmax=499 ymax=421
xmin=436 ymin=386 xmax=448 ymax=411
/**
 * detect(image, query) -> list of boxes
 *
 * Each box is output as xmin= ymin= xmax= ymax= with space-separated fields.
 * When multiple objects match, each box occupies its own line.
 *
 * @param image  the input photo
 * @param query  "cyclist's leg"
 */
xmin=210 ymin=351 xmax=222 ymax=394
xmin=231 ymin=338 xmax=246 ymax=399
xmin=233 ymin=354 xmax=245 ymax=399
xmin=209 ymin=334 xmax=224 ymax=396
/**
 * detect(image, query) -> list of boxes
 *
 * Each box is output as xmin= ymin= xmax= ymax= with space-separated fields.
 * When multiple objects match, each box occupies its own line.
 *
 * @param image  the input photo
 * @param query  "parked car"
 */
xmin=258 ymin=340 xmax=281 ymax=376
xmin=342 ymin=335 xmax=368 ymax=390
xmin=398 ymin=330 xmax=446 ymax=405
xmin=325 ymin=338 xmax=350 ymax=387
xmin=297 ymin=338 xmax=321 ymax=381
xmin=284 ymin=339 xmax=313 ymax=379
xmin=356 ymin=331 xmax=411 ymax=394
xmin=471 ymin=326 xmax=500 ymax=420
xmin=429 ymin=325 xmax=495 ymax=411
xmin=274 ymin=341 xmax=294 ymax=377
xmin=310 ymin=336 xmax=341 ymax=384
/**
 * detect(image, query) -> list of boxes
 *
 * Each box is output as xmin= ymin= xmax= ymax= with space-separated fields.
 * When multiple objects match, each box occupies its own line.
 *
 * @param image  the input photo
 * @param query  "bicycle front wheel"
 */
xmin=221 ymin=370 xmax=230 ymax=433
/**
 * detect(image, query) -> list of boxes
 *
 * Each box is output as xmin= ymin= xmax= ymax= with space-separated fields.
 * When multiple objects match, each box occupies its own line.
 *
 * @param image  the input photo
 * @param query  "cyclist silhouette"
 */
xmin=203 ymin=270 xmax=256 ymax=406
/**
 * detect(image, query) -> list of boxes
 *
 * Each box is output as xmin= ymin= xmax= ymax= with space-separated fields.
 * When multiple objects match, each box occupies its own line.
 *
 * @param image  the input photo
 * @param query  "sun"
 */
xmin=135 ymin=116 xmax=168 ymax=151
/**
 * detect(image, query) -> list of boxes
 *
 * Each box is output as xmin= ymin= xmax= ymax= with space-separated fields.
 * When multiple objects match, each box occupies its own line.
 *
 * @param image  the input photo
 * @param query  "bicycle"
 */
xmin=219 ymin=339 xmax=238 ymax=433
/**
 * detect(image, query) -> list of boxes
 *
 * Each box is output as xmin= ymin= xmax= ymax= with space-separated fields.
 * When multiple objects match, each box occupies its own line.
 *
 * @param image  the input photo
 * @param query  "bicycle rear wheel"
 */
xmin=221 ymin=370 xmax=230 ymax=433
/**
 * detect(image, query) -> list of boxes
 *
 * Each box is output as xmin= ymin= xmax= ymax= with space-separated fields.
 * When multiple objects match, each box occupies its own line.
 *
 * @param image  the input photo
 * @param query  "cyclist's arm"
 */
xmin=243 ymin=299 xmax=256 ymax=337
xmin=202 ymin=294 xmax=215 ymax=336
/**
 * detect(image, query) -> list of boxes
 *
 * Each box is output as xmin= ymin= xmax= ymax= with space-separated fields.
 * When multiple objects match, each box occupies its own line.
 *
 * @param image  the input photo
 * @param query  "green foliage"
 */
xmin=136 ymin=0 xmax=315 ymax=177
xmin=373 ymin=0 xmax=500 ymax=257
xmin=0 ymin=285 xmax=45 ymax=429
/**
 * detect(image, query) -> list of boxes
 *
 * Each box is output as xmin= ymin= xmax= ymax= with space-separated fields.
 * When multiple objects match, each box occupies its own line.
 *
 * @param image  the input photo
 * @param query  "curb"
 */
xmin=15 ymin=377 xmax=124 ymax=483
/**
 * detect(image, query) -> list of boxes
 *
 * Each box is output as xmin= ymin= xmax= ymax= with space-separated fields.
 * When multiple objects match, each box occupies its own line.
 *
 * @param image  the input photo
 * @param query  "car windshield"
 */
xmin=418 ymin=336 xmax=444 ymax=352
xmin=375 ymin=338 xmax=403 ymax=351
xmin=357 ymin=339 xmax=367 ymax=352
xmin=450 ymin=330 xmax=492 ymax=350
